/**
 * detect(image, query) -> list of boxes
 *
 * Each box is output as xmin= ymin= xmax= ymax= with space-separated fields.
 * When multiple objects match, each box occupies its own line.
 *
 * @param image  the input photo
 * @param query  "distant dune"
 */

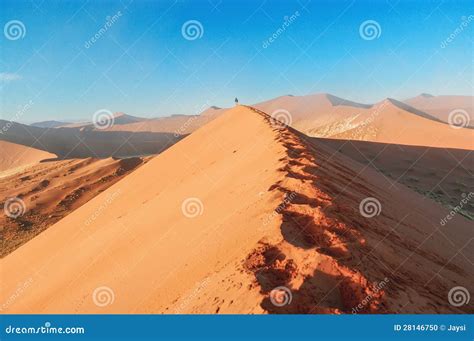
xmin=254 ymin=93 xmax=364 ymax=124
xmin=30 ymin=121 xmax=69 ymax=128
xmin=0 ymin=120 xmax=182 ymax=158
xmin=254 ymin=93 xmax=473 ymax=149
xmin=99 ymin=107 xmax=227 ymax=134
xmin=0 ymin=140 xmax=56 ymax=173
xmin=1 ymin=106 xmax=471 ymax=314
xmin=404 ymin=94 xmax=473 ymax=127
xmin=0 ymin=156 xmax=148 ymax=257
xmin=60 ymin=113 xmax=148 ymax=129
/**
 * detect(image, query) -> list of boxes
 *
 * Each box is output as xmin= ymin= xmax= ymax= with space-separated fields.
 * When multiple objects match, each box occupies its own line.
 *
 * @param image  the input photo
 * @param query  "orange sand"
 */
xmin=0 ymin=106 xmax=472 ymax=314
xmin=0 ymin=141 xmax=56 ymax=174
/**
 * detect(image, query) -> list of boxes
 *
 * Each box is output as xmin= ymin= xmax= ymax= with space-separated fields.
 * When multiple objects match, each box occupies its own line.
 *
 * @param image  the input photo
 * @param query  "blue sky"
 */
xmin=0 ymin=0 xmax=473 ymax=122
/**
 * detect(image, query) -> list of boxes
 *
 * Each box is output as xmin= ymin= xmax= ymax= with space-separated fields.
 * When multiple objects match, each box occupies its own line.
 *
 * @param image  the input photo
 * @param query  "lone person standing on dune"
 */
xmin=234 ymin=97 xmax=239 ymax=106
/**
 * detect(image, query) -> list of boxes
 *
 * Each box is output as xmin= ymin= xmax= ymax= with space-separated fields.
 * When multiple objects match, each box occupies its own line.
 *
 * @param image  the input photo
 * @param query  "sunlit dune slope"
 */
xmin=323 ymin=99 xmax=473 ymax=149
xmin=1 ymin=106 xmax=472 ymax=314
xmin=254 ymin=94 xmax=473 ymax=149
xmin=0 ymin=141 xmax=56 ymax=173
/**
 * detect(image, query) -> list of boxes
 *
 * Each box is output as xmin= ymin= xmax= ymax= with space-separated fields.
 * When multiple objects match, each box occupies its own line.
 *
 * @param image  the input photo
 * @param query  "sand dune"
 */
xmin=405 ymin=94 xmax=473 ymax=126
xmin=0 ymin=141 xmax=56 ymax=173
xmin=324 ymin=99 xmax=473 ymax=149
xmin=98 ymin=107 xmax=227 ymax=134
xmin=254 ymin=93 xmax=368 ymax=130
xmin=318 ymin=138 xmax=473 ymax=219
xmin=59 ymin=113 xmax=148 ymax=129
xmin=255 ymin=94 xmax=473 ymax=149
xmin=0 ymin=156 xmax=148 ymax=257
xmin=1 ymin=106 xmax=471 ymax=314
xmin=30 ymin=121 xmax=68 ymax=129
xmin=55 ymin=107 xmax=226 ymax=134
xmin=0 ymin=120 xmax=181 ymax=158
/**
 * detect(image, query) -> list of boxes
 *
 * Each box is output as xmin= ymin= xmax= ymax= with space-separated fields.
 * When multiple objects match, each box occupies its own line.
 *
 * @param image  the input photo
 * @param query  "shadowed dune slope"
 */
xmin=0 ymin=120 xmax=181 ymax=158
xmin=0 ymin=141 xmax=56 ymax=173
xmin=317 ymin=138 xmax=474 ymax=220
xmin=0 ymin=106 xmax=472 ymax=314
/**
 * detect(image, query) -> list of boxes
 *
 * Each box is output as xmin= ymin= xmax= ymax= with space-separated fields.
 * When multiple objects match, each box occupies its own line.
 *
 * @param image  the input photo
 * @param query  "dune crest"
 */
xmin=254 ymin=93 xmax=473 ymax=149
xmin=0 ymin=106 xmax=471 ymax=314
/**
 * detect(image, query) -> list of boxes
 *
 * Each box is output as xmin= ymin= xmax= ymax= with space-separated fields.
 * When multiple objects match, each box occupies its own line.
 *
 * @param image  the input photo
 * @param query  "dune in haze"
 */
xmin=100 ymin=107 xmax=227 ymax=134
xmin=404 ymin=94 xmax=473 ymax=126
xmin=59 ymin=113 xmax=148 ymax=129
xmin=255 ymin=94 xmax=473 ymax=150
xmin=30 ymin=121 xmax=69 ymax=129
xmin=1 ymin=106 xmax=471 ymax=314
xmin=0 ymin=120 xmax=181 ymax=158
xmin=0 ymin=156 xmax=148 ymax=257
xmin=254 ymin=93 xmax=369 ymax=131
xmin=54 ymin=107 xmax=226 ymax=134
xmin=323 ymin=99 xmax=473 ymax=149
xmin=0 ymin=141 xmax=56 ymax=173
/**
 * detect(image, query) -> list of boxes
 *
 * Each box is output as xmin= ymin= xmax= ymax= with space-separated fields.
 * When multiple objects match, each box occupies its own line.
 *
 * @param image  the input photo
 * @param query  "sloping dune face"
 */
xmin=0 ymin=141 xmax=56 ymax=173
xmin=254 ymin=93 xmax=371 ymax=134
xmin=255 ymin=94 xmax=473 ymax=149
xmin=0 ymin=157 xmax=147 ymax=257
xmin=0 ymin=106 xmax=472 ymax=314
xmin=317 ymin=139 xmax=474 ymax=220
xmin=404 ymin=94 xmax=473 ymax=126
xmin=324 ymin=100 xmax=473 ymax=149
